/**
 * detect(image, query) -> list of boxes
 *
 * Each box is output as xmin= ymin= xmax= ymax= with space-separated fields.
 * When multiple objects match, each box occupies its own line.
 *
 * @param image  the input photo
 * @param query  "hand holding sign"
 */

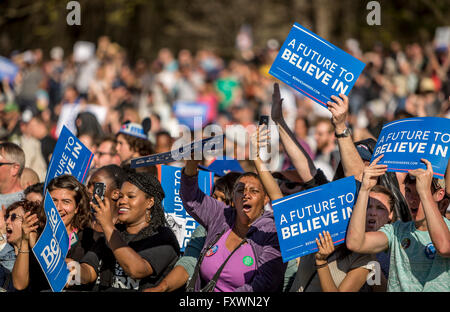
xmin=327 ymin=94 xmax=349 ymax=130
xmin=408 ymin=158 xmax=435 ymax=195
xmin=361 ymin=155 xmax=388 ymax=192
xmin=315 ymin=231 xmax=335 ymax=264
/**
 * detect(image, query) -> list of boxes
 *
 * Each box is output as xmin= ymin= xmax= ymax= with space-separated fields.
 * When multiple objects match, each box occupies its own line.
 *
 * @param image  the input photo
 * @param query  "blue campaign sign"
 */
xmin=32 ymin=191 xmax=70 ymax=292
xmin=43 ymin=125 xmax=94 ymax=191
xmin=174 ymin=101 xmax=208 ymax=130
xmin=269 ymin=23 xmax=366 ymax=108
xmin=272 ymin=176 xmax=356 ymax=262
xmin=198 ymin=156 xmax=244 ymax=177
xmin=158 ymin=165 xmax=214 ymax=251
xmin=371 ymin=117 xmax=450 ymax=178
xmin=0 ymin=56 xmax=18 ymax=81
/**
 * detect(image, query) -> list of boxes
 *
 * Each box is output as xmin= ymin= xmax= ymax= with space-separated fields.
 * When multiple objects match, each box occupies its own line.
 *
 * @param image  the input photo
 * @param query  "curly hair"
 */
xmin=46 ymin=174 xmax=91 ymax=230
xmin=7 ymin=199 xmax=43 ymax=229
xmin=125 ymin=172 xmax=167 ymax=236
xmin=6 ymin=200 xmax=41 ymax=217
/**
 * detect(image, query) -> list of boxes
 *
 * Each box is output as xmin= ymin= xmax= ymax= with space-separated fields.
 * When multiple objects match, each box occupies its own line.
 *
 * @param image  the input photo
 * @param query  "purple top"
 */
xmin=180 ymin=170 xmax=287 ymax=292
xmin=200 ymin=229 xmax=256 ymax=292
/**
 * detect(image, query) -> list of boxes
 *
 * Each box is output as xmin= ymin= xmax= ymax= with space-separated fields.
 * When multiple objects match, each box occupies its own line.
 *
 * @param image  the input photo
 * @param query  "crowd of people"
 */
xmin=0 ymin=35 xmax=449 ymax=292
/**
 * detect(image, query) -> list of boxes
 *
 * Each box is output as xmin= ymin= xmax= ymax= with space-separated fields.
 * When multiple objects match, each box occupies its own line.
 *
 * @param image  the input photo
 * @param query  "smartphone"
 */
xmin=92 ymin=182 xmax=106 ymax=207
xmin=259 ymin=115 xmax=269 ymax=126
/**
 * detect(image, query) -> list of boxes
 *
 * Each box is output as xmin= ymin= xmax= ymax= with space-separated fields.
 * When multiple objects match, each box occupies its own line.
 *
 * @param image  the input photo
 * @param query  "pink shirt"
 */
xmin=199 ymin=229 xmax=256 ymax=292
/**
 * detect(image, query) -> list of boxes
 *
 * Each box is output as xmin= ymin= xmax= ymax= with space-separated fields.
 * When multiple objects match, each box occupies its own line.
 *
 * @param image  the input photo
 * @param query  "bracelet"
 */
xmin=19 ymin=239 xmax=30 ymax=254
xmin=315 ymin=262 xmax=328 ymax=269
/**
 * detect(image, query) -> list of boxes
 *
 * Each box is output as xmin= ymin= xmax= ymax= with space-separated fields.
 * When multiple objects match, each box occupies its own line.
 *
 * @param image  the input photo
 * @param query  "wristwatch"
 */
xmin=335 ymin=127 xmax=352 ymax=138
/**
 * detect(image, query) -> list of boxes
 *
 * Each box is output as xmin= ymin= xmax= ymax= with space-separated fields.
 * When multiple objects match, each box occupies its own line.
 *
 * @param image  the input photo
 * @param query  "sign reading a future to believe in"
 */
xmin=371 ymin=117 xmax=450 ymax=178
xmin=269 ymin=23 xmax=366 ymax=108
xmin=32 ymin=191 xmax=70 ymax=292
xmin=272 ymin=176 xmax=356 ymax=262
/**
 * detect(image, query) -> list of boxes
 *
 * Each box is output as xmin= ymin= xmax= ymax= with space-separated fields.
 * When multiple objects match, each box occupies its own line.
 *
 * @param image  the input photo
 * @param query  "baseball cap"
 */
xmin=118 ymin=122 xmax=148 ymax=140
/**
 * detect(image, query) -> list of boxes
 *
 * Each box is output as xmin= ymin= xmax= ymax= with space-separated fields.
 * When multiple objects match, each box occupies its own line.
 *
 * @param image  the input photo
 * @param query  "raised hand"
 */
xmin=271 ymin=83 xmax=284 ymax=123
xmin=361 ymin=154 xmax=388 ymax=191
xmin=327 ymin=94 xmax=349 ymax=129
xmin=22 ymin=211 xmax=39 ymax=248
xmin=250 ymin=125 xmax=270 ymax=159
xmin=408 ymin=158 xmax=434 ymax=195
xmin=91 ymin=194 xmax=114 ymax=231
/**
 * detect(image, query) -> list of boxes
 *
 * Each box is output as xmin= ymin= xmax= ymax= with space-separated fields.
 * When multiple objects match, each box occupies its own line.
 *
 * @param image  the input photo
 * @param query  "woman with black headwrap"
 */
xmin=75 ymin=172 xmax=180 ymax=291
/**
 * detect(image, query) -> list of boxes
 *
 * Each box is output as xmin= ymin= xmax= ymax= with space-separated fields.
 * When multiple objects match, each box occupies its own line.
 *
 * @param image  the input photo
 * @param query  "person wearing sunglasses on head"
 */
xmin=0 ymin=143 xmax=26 ymax=210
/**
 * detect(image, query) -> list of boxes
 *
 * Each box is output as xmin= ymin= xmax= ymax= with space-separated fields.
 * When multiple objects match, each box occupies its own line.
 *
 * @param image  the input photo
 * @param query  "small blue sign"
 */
xmin=43 ymin=126 xmax=94 ymax=191
xmin=272 ymin=176 xmax=356 ymax=262
xmin=159 ymin=165 xmax=214 ymax=252
xmin=0 ymin=56 xmax=18 ymax=81
xmin=174 ymin=101 xmax=208 ymax=130
xmin=269 ymin=23 xmax=366 ymax=108
xmin=371 ymin=117 xmax=450 ymax=178
xmin=198 ymin=156 xmax=244 ymax=177
xmin=32 ymin=191 xmax=70 ymax=292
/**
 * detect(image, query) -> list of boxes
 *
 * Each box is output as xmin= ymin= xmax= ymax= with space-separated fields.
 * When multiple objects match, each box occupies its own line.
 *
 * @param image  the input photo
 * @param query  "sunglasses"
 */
xmin=4 ymin=213 xmax=24 ymax=222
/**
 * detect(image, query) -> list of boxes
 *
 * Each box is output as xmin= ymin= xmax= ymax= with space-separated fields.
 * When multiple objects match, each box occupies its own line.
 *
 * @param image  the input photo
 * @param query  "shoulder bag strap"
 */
xmin=185 ymin=229 xmax=226 ymax=292
xmin=200 ymin=238 xmax=247 ymax=292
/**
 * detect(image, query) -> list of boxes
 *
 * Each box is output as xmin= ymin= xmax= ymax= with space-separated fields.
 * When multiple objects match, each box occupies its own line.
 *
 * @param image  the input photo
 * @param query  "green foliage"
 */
xmin=0 ymin=0 xmax=448 ymax=62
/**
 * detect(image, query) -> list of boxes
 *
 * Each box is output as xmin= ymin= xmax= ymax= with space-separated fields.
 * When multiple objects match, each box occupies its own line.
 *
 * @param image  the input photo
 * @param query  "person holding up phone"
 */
xmin=86 ymin=164 xmax=127 ymax=234
xmin=74 ymin=172 xmax=180 ymax=291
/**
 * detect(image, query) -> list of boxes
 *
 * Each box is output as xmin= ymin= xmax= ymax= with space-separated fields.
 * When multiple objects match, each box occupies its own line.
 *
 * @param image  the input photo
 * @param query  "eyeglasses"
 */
xmin=96 ymin=152 xmax=116 ymax=157
xmin=0 ymin=162 xmax=14 ymax=167
xmin=4 ymin=213 xmax=24 ymax=222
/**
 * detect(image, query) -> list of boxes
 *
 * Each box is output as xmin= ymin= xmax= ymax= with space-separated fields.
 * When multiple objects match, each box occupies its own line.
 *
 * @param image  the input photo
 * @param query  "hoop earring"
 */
xmin=145 ymin=208 xmax=151 ymax=223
